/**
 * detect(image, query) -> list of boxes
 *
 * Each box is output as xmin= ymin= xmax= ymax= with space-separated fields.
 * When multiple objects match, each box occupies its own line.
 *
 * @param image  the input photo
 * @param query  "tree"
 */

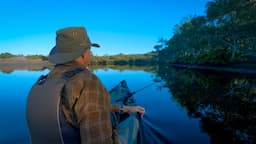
xmin=206 ymin=0 xmax=256 ymax=61
xmin=156 ymin=0 xmax=256 ymax=64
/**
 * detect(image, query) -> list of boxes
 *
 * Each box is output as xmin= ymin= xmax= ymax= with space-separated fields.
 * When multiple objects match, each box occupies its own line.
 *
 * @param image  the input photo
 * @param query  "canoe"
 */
xmin=109 ymin=80 xmax=140 ymax=144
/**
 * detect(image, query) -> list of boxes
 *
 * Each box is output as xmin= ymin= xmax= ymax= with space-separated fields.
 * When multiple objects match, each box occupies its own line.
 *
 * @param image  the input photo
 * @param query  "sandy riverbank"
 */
xmin=0 ymin=57 xmax=53 ymax=72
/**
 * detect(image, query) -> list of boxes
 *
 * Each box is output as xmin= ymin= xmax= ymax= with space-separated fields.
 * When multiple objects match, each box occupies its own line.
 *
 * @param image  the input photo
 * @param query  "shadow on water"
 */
xmin=155 ymin=66 xmax=256 ymax=144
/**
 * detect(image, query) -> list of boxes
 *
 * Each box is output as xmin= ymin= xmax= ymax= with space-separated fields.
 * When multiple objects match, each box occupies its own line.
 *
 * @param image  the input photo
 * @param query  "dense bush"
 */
xmin=0 ymin=52 xmax=15 ymax=59
xmin=155 ymin=0 xmax=256 ymax=64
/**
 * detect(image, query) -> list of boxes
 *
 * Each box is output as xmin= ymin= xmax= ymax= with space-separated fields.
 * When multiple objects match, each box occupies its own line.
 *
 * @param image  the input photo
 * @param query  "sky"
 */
xmin=0 ymin=0 xmax=209 ymax=56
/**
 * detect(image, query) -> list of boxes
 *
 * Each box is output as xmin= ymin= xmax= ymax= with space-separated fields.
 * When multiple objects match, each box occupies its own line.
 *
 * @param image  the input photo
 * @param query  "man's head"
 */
xmin=48 ymin=26 xmax=100 ymax=64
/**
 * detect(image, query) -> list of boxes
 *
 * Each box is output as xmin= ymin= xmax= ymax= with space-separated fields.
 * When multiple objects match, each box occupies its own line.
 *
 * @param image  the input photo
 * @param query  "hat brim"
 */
xmin=48 ymin=43 xmax=100 ymax=64
xmin=91 ymin=43 xmax=100 ymax=48
xmin=48 ymin=46 xmax=85 ymax=64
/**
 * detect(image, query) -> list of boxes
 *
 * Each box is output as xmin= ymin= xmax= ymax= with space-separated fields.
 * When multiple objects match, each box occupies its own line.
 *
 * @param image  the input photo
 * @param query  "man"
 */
xmin=47 ymin=26 xmax=145 ymax=143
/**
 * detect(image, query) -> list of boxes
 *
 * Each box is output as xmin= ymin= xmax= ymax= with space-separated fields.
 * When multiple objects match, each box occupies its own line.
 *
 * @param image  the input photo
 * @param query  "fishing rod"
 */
xmin=116 ymin=81 xmax=157 ymax=103
xmin=130 ymin=82 xmax=156 ymax=95
xmin=131 ymin=77 xmax=161 ymax=95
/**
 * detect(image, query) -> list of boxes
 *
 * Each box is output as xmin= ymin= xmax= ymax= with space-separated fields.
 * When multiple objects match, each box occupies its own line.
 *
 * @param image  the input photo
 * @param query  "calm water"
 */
xmin=1 ymin=67 xmax=255 ymax=144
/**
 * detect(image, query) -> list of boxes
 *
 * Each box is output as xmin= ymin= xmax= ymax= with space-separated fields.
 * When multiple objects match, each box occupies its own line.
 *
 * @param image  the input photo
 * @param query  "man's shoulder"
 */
xmin=66 ymin=68 xmax=99 ymax=83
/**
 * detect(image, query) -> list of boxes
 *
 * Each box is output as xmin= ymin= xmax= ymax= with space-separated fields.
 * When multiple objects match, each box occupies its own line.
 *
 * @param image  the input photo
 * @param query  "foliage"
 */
xmin=0 ymin=52 xmax=16 ymax=59
xmin=25 ymin=55 xmax=48 ymax=60
xmin=0 ymin=53 xmax=48 ymax=61
xmin=91 ymin=52 xmax=157 ymax=65
xmin=0 ymin=52 xmax=157 ymax=66
xmin=156 ymin=0 xmax=256 ymax=64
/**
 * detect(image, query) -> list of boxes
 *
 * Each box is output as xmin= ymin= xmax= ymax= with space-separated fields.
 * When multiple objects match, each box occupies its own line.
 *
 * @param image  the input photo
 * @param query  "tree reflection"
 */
xmin=156 ymin=66 xmax=256 ymax=144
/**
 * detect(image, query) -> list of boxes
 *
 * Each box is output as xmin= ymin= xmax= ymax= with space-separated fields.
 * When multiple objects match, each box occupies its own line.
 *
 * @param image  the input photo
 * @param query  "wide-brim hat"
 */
xmin=48 ymin=26 xmax=100 ymax=64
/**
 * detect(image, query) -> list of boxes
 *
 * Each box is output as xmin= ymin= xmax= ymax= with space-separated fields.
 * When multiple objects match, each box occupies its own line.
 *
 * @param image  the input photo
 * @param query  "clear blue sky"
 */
xmin=0 ymin=0 xmax=209 ymax=56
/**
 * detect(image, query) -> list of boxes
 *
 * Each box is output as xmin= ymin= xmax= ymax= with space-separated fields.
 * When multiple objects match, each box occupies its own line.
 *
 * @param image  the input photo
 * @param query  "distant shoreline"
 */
xmin=0 ymin=57 xmax=52 ymax=72
xmin=1 ymin=56 xmax=256 ymax=75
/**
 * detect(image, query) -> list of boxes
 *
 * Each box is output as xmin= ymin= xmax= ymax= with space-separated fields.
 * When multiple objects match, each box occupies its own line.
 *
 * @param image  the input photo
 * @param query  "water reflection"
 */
xmin=156 ymin=66 xmax=256 ymax=144
xmin=1 ymin=64 xmax=255 ymax=144
xmin=0 ymin=64 xmax=155 ymax=74
xmin=0 ymin=66 xmax=210 ymax=144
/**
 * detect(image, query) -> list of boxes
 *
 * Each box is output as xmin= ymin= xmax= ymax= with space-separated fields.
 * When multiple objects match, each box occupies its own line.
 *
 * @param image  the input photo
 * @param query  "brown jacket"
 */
xmin=48 ymin=61 xmax=119 ymax=144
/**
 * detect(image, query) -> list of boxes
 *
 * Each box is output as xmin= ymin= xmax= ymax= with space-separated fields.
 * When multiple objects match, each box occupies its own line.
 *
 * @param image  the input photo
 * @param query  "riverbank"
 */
xmin=0 ymin=57 xmax=52 ymax=72
xmin=170 ymin=63 xmax=256 ymax=75
xmin=1 ymin=57 xmax=256 ymax=75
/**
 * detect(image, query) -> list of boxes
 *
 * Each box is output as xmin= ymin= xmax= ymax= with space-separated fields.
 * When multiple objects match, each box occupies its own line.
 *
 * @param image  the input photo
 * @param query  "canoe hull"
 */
xmin=109 ymin=80 xmax=140 ymax=144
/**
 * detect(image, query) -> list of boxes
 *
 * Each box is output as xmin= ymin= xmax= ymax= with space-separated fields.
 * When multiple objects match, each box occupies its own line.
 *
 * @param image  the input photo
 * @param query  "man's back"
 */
xmin=47 ymin=62 xmax=115 ymax=144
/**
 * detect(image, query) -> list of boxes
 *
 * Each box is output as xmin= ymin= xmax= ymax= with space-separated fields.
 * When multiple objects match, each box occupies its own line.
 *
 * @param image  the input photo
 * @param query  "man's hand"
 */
xmin=124 ymin=106 xmax=145 ymax=117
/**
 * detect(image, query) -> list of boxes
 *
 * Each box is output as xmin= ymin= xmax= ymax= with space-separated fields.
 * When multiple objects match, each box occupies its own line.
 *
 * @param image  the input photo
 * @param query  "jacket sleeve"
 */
xmin=110 ymin=104 xmax=120 ymax=112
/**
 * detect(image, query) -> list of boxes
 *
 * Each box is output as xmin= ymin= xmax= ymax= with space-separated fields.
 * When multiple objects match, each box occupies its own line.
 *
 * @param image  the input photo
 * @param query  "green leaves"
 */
xmin=157 ymin=0 xmax=256 ymax=64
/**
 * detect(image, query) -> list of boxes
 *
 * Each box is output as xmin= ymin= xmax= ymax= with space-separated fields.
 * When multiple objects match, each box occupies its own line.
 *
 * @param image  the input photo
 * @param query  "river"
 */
xmin=0 ymin=66 xmax=255 ymax=144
